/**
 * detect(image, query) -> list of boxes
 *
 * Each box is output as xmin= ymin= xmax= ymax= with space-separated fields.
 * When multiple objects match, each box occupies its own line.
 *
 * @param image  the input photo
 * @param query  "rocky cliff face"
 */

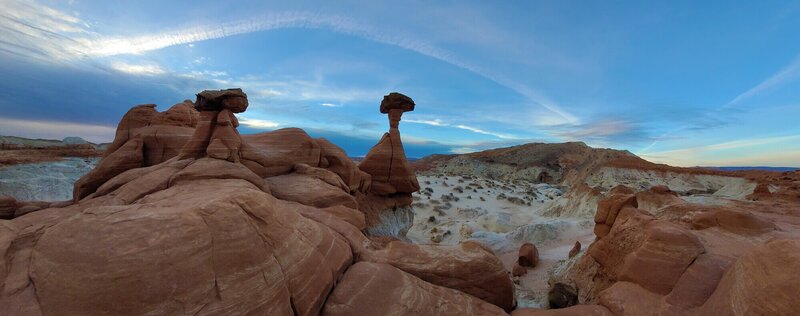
xmin=0 ymin=90 xmax=516 ymax=315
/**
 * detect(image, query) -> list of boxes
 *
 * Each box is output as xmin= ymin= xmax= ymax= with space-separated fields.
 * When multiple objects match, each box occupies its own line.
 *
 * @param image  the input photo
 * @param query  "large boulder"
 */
xmin=323 ymin=262 xmax=505 ymax=315
xmin=360 ymin=240 xmax=515 ymax=311
xmin=266 ymin=173 xmax=357 ymax=209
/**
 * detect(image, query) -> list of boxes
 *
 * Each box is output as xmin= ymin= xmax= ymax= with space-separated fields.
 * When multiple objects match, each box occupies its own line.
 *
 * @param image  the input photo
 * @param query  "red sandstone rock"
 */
xmin=518 ymin=242 xmax=539 ymax=267
xmin=316 ymin=137 xmax=365 ymax=193
xmin=665 ymin=254 xmax=729 ymax=309
xmin=323 ymin=262 xmax=506 ymax=315
xmin=691 ymin=208 xmax=775 ymax=234
xmin=265 ymin=173 xmax=356 ymax=209
xmin=149 ymin=100 xmax=199 ymax=127
xmin=379 ymin=92 xmax=416 ymax=114
xmin=512 ymin=305 xmax=612 ymax=316
xmin=358 ymin=92 xmax=420 ymax=196
xmin=608 ymin=185 xmax=634 ymax=195
xmin=194 ymin=88 xmax=248 ymax=113
xmin=512 ymin=263 xmax=527 ymax=277
xmin=1 ymin=89 xmax=527 ymax=314
xmin=617 ymin=220 xmax=705 ymax=295
xmin=320 ymin=205 xmax=367 ymax=230
xmin=361 ymin=240 xmax=515 ymax=311
xmin=698 ymin=239 xmax=800 ymax=315
xmin=73 ymin=137 xmax=144 ymax=201
xmin=241 ymin=128 xmax=322 ymax=176
xmin=2 ymin=180 xmax=352 ymax=315
xmin=568 ymin=241 xmax=581 ymax=258
xmin=597 ymin=281 xmax=662 ymax=315
xmin=649 ymin=185 xmax=677 ymax=196
xmin=0 ymin=195 xmax=16 ymax=219
xmin=593 ymin=194 xmax=638 ymax=238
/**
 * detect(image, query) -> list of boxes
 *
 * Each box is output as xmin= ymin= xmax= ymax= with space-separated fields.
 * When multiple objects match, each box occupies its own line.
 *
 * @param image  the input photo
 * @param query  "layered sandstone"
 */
xmin=0 ymin=89 xmax=514 ymax=315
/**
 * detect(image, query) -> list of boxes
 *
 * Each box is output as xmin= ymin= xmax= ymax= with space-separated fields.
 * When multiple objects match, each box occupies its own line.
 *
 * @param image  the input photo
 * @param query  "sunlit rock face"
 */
xmin=0 ymin=89 xmax=515 ymax=315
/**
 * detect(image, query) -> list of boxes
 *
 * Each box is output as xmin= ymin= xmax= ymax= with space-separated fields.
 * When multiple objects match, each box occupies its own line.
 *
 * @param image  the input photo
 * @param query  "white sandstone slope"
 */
xmin=0 ymin=157 xmax=98 ymax=201
xmin=409 ymin=142 xmax=762 ymax=308
xmin=409 ymin=175 xmax=595 ymax=307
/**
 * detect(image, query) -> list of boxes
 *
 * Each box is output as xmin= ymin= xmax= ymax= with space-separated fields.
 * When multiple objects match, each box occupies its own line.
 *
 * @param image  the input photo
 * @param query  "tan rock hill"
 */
xmin=0 ymin=89 xmax=516 ymax=315
xmin=414 ymin=142 xmax=757 ymax=197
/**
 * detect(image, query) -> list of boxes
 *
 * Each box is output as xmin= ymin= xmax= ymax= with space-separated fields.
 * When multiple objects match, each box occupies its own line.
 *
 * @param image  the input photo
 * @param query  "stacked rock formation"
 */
xmin=358 ymin=92 xmax=421 ymax=196
xmin=0 ymin=89 xmax=515 ymax=315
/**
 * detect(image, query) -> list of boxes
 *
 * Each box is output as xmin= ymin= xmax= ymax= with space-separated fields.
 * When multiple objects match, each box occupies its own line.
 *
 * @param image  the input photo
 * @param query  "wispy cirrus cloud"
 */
xmin=724 ymin=53 xmax=800 ymax=108
xmin=405 ymin=117 xmax=519 ymax=139
xmin=0 ymin=0 xmax=578 ymax=126
xmin=110 ymin=61 xmax=166 ymax=75
xmin=237 ymin=117 xmax=281 ymax=129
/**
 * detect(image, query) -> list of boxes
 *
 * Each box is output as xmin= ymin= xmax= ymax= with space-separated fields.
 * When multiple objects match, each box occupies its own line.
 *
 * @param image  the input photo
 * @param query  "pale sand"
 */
xmin=410 ymin=175 xmax=594 ymax=307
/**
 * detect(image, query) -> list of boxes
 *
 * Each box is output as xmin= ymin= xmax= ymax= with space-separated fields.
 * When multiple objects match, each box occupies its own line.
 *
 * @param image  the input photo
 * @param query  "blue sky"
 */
xmin=0 ymin=0 xmax=799 ymax=166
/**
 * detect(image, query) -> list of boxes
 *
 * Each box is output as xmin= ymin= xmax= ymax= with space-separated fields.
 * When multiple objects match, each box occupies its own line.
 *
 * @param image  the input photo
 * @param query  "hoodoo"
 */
xmin=0 ymin=89 xmax=514 ymax=315
xmin=358 ymin=92 xmax=421 ymax=196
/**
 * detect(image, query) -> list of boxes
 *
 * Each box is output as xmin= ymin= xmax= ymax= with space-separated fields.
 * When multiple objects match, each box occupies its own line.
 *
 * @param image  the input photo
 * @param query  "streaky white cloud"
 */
xmin=553 ymin=120 xmax=632 ymax=139
xmin=237 ymin=117 xmax=280 ymax=129
xmin=0 ymin=1 xmax=578 ymax=126
xmin=451 ymin=147 xmax=477 ymax=154
xmin=0 ymin=0 xmax=91 ymax=61
xmin=724 ymin=54 xmax=800 ymax=107
xmin=405 ymin=119 xmax=447 ymax=126
xmin=639 ymin=134 xmax=800 ymax=167
xmin=0 ymin=117 xmax=115 ymax=143
xmin=320 ymin=103 xmax=341 ymax=107
xmin=110 ymin=61 xmax=166 ymax=75
xmin=405 ymin=117 xmax=518 ymax=139
xmin=454 ymin=124 xmax=517 ymax=139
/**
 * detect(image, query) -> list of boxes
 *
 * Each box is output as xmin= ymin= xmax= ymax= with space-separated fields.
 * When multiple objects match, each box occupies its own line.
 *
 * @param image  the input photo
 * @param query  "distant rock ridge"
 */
xmin=0 ymin=89 xmax=515 ymax=314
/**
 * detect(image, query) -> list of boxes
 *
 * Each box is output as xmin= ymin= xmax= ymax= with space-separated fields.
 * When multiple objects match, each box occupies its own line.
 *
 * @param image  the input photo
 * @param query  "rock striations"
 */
xmin=0 ymin=89 xmax=515 ymax=315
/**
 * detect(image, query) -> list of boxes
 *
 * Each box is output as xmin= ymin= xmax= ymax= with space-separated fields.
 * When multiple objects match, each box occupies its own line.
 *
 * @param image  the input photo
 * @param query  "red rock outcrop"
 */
xmin=324 ymin=262 xmax=507 ymax=315
xmin=518 ymin=242 xmax=539 ymax=267
xmin=550 ymin=184 xmax=799 ymax=315
xmin=0 ymin=89 xmax=514 ymax=315
xmin=358 ymin=92 xmax=420 ymax=196
xmin=568 ymin=241 xmax=581 ymax=258
xmin=592 ymin=193 xmax=638 ymax=238
xmin=73 ymin=101 xmax=199 ymax=201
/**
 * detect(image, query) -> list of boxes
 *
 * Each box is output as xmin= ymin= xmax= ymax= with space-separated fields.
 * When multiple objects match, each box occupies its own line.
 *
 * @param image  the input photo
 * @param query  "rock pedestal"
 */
xmin=358 ymin=92 xmax=420 ymax=196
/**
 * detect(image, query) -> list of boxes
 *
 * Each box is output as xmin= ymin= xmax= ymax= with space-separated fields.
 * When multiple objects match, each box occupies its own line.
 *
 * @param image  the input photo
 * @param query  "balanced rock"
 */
xmin=194 ymin=88 xmax=248 ymax=113
xmin=358 ymin=92 xmax=420 ymax=196
xmin=518 ymin=242 xmax=539 ymax=267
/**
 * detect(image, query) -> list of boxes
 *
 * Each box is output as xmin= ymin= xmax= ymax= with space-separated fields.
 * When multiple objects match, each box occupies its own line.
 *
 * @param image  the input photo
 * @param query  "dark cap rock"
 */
xmin=195 ymin=88 xmax=248 ymax=113
xmin=380 ymin=92 xmax=415 ymax=114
